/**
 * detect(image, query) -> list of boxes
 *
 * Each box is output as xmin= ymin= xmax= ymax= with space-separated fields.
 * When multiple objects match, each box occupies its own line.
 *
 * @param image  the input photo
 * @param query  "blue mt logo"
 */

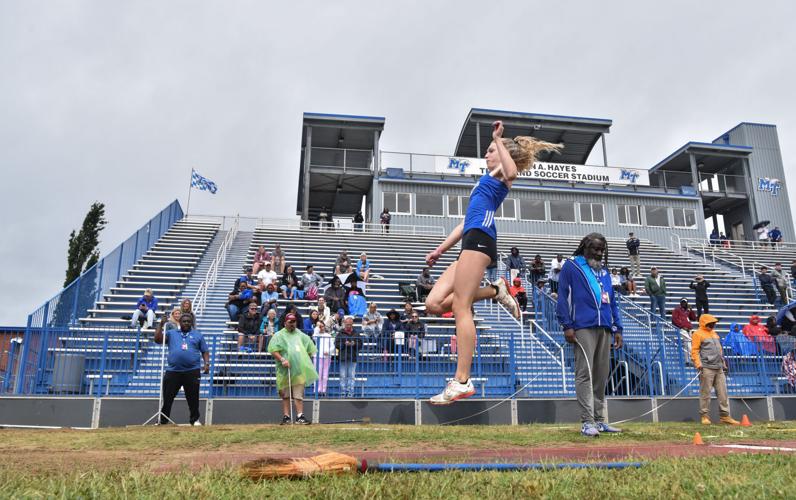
xmin=619 ymin=169 xmax=640 ymax=184
xmin=758 ymin=177 xmax=782 ymax=196
xmin=447 ymin=157 xmax=471 ymax=173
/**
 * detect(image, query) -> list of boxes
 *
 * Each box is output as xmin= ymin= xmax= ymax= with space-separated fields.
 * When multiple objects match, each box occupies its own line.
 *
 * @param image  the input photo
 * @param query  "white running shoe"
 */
xmin=192 ymin=421 xmax=202 ymax=427
xmin=492 ymin=279 xmax=521 ymax=319
xmin=430 ymin=378 xmax=476 ymax=405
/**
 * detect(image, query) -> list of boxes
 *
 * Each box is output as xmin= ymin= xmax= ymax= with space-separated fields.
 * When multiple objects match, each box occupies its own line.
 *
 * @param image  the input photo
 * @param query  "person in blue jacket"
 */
xmin=556 ymin=232 xmax=623 ymax=437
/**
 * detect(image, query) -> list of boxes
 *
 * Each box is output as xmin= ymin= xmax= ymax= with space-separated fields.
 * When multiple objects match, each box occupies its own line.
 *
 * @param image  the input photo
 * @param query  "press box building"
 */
xmin=296 ymin=108 xmax=792 ymax=247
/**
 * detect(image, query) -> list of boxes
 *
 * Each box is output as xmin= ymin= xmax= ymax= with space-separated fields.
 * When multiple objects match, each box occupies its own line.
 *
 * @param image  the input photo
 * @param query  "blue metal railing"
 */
xmin=11 ymin=200 xmax=183 ymax=394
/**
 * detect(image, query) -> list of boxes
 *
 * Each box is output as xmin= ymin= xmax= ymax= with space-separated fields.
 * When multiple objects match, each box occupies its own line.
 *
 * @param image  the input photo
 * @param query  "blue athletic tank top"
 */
xmin=463 ymin=172 xmax=509 ymax=241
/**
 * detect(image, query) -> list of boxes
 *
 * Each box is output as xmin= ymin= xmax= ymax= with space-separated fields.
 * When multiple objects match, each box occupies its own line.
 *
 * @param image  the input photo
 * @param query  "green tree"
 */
xmin=63 ymin=202 xmax=107 ymax=287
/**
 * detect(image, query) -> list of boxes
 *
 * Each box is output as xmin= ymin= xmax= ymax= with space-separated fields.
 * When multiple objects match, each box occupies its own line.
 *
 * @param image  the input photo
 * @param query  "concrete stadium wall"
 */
xmin=2 ymin=396 xmax=794 ymax=428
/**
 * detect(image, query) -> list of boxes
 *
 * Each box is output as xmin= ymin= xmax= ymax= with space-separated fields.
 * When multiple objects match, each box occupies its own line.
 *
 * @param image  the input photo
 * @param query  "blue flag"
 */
xmin=190 ymin=169 xmax=218 ymax=194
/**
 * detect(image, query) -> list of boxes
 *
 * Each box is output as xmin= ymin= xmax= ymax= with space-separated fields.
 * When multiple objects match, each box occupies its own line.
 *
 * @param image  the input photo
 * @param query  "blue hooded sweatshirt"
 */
xmin=556 ymin=257 xmax=623 ymax=333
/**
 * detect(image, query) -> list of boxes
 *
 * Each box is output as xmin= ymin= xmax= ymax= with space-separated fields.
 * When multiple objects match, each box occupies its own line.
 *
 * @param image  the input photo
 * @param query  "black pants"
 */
xmin=516 ymin=292 xmax=528 ymax=311
xmin=763 ymin=286 xmax=777 ymax=305
xmin=160 ymin=369 xmax=201 ymax=424
xmin=695 ymin=299 xmax=709 ymax=317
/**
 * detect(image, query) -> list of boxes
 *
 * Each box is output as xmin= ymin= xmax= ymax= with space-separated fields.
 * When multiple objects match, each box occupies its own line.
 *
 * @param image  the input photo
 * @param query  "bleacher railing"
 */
xmin=9 ymin=201 xmax=183 ymax=395
xmin=193 ymin=216 xmax=239 ymax=317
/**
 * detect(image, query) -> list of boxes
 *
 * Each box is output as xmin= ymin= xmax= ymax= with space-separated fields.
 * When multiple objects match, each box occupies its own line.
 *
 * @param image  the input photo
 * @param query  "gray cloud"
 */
xmin=2 ymin=0 xmax=795 ymax=323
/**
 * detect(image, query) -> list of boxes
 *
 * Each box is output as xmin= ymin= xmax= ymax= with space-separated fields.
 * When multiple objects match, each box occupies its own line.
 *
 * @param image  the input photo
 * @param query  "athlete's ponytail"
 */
xmin=501 ymin=136 xmax=563 ymax=172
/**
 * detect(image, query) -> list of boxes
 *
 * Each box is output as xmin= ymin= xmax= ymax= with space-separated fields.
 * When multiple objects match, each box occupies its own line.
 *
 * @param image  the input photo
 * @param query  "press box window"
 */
xmin=495 ymin=198 xmax=516 ymax=219
xmin=645 ymin=206 xmax=670 ymax=227
xmin=579 ymin=203 xmax=605 ymax=223
xmin=519 ymin=199 xmax=546 ymax=221
xmin=673 ymin=208 xmax=697 ymax=228
xmin=383 ymin=192 xmax=411 ymax=214
xmin=618 ymin=204 xmax=641 ymax=225
xmin=550 ymin=201 xmax=576 ymax=222
xmin=447 ymin=196 xmax=469 ymax=217
xmin=415 ymin=194 xmax=444 ymax=216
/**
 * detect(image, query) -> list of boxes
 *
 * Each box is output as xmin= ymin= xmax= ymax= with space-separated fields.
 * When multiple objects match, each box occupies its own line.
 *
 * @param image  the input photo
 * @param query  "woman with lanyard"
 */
xmin=424 ymin=120 xmax=562 ymax=405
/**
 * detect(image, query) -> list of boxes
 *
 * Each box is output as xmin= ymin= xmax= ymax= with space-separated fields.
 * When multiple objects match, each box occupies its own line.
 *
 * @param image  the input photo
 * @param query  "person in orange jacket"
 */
xmin=690 ymin=314 xmax=740 ymax=425
xmin=509 ymin=277 xmax=528 ymax=312
xmin=742 ymin=315 xmax=776 ymax=354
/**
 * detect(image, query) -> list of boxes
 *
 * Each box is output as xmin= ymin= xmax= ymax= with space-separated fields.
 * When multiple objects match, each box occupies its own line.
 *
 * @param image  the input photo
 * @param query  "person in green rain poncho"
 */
xmin=268 ymin=313 xmax=318 ymax=424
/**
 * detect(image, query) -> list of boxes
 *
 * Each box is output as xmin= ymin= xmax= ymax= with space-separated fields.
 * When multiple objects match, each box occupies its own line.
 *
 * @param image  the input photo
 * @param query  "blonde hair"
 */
xmin=500 ymin=137 xmax=563 ymax=172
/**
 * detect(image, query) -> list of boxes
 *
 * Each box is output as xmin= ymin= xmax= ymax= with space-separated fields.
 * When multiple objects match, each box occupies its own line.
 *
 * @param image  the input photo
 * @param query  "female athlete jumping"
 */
xmin=425 ymin=120 xmax=562 ymax=405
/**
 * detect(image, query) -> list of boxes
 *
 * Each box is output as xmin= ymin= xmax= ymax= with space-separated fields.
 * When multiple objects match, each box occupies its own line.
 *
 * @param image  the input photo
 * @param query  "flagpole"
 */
xmin=186 ymin=169 xmax=194 ymax=217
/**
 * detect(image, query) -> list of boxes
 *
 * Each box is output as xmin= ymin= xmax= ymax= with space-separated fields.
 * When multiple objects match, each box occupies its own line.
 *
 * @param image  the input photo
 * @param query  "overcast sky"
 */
xmin=2 ymin=1 xmax=795 ymax=324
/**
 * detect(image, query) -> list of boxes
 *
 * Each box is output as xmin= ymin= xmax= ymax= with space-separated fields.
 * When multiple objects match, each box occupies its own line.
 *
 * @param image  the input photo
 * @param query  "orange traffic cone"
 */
xmin=693 ymin=432 xmax=704 ymax=446
xmin=740 ymin=414 xmax=752 ymax=427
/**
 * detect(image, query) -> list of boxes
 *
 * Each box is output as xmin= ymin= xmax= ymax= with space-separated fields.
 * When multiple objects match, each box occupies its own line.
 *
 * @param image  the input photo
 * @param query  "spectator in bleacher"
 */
xmin=549 ymin=254 xmax=564 ymax=294
xmin=691 ymin=314 xmax=740 ymax=425
xmin=279 ymin=265 xmax=301 ymax=300
xmin=329 ymin=308 xmax=346 ymax=335
xmin=770 ymin=226 xmax=784 ymax=248
xmin=260 ymin=283 xmax=279 ymax=315
xmin=766 ymin=315 xmax=782 ymax=337
xmin=356 ymin=252 xmax=371 ymax=282
xmin=509 ymin=277 xmax=528 ymax=312
xmin=335 ymin=251 xmax=350 ymax=275
xmin=505 ymin=247 xmax=527 ymax=282
xmin=155 ymin=308 xmax=182 ymax=340
xmin=353 ymin=210 xmax=364 ymax=232
xmin=313 ymin=321 xmax=334 ymax=396
xmin=180 ymin=298 xmax=196 ymax=328
xmin=226 ymin=281 xmax=256 ymax=321
xmin=619 ymin=267 xmax=637 ymax=297
xmin=131 ymin=288 xmax=158 ymax=329
xmin=772 ymin=263 xmax=790 ymax=304
xmin=380 ymin=207 xmax=391 ymax=234
xmin=758 ymin=266 xmax=778 ymax=305
xmin=362 ymin=302 xmax=382 ymax=340
xmin=783 ymin=351 xmax=796 ymax=391
xmin=335 ymin=316 xmax=363 ymax=398
xmin=610 ymin=268 xmax=622 ymax=294
xmin=154 ymin=313 xmax=209 ymax=426
xmin=235 ymin=267 xmax=257 ymax=291
xmin=400 ymin=302 xmax=415 ymax=327
xmin=381 ymin=309 xmax=402 ymax=356
xmin=252 ymin=245 xmax=271 ymax=274
xmin=416 ymin=267 xmax=436 ymax=301
xmin=318 ymin=206 xmax=330 ymax=231
xmin=237 ymin=302 xmax=263 ymax=352
xmin=688 ymin=274 xmax=711 ymax=317
xmin=671 ymin=298 xmax=697 ymax=333
xmin=644 ymin=267 xmax=667 ymax=318
xmin=742 ymin=315 xmax=776 ymax=354
xmin=310 ymin=297 xmax=331 ymax=327
xmin=709 ymin=228 xmax=720 ymax=246
xmin=405 ymin=312 xmax=427 ymax=358
xmin=626 ymin=232 xmax=641 ymax=277
xmin=757 ymin=225 xmax=770 ymax=246
xmin=272 ymin=243 xmax=286 ymax=274
xmin=777 ymin=301 xmax=796 ymax=335
xmin=556 ymin=232 xmax=623 ymax=437
xmin=720 ymin=233 xmax=731 ymax=248
xmin=268 ymin=313 xmax=317 ymax=424
xmin=301 ymin=265 xmax=324 ymax=300
xmin=260 ymin=308 xmax=280 ymax=340
xmin=279 ymin=303 xmax=303 ymax=332
xmin=324 ymin=276 xmax=348 ymax=313
xmin=303 ymin=310 xmax=320 ymax=336
xmin=256 ymin=262 xmax=278 ymax=288
xmin=530 ymin=254 xmax=545 ymax=285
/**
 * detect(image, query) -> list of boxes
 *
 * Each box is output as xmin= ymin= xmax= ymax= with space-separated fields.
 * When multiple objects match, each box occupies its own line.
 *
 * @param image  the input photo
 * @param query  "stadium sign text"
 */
xmin=757 ymin=177 xmax=782 ymax=196
xmin=435 ymin=156 xmax=649 ymax=186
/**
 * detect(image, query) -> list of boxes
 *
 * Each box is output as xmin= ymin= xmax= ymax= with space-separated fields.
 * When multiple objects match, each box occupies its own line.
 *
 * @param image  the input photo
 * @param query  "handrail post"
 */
xmin=97 ymin=333 xmax=109 ymax=397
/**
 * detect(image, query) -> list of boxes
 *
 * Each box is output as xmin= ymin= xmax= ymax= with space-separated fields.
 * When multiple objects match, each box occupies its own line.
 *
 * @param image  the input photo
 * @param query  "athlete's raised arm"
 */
xmin=491 ymin=121 xmax=518 ymax=183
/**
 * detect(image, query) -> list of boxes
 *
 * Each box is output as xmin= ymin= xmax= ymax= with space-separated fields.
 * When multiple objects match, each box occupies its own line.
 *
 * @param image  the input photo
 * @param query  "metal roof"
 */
xmin=649 ymin=141 xmax=753 ymax=174
xmin=713 ymin=122 xmax=777 ymax=144
xmin=301 ymin=112 xmax=385 ymax=150
xmin=454 ymin=108 xmax=612 ymax=164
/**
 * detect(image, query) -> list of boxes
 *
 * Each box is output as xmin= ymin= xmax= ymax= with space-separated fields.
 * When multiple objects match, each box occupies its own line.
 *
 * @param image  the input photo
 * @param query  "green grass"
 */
xmin=2 ymin=423 xmax=796 ymax=498
xmin=0 ymin=455 xmax=794 ymax=499
xmin=3 ymin=421 xmax=796 ymax=453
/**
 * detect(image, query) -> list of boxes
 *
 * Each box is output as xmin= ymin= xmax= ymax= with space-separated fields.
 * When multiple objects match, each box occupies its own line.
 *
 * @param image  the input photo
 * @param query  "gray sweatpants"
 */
xmin=574 ymin=328 xmax=612 ymax=424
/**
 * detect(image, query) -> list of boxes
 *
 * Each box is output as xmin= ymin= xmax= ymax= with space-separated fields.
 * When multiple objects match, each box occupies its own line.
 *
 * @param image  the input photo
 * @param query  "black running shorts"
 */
xmin=459 ymin=228 xmax=498 ymax=265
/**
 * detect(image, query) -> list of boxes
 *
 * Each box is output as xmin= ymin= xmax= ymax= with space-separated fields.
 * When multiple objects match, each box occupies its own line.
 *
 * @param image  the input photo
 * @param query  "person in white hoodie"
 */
xmin=313 ymin=321 xmax=334 ymax=396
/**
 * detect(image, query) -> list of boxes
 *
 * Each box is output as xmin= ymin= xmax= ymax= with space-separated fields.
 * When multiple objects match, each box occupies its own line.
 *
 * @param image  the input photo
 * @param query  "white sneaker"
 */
xmin=492 ymin=279 xmax=520 ymax=319
xmin=192 ymin=421 xmax=202 ymax=426
xmin=430 ymin=379 xmax=475 ymax=405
